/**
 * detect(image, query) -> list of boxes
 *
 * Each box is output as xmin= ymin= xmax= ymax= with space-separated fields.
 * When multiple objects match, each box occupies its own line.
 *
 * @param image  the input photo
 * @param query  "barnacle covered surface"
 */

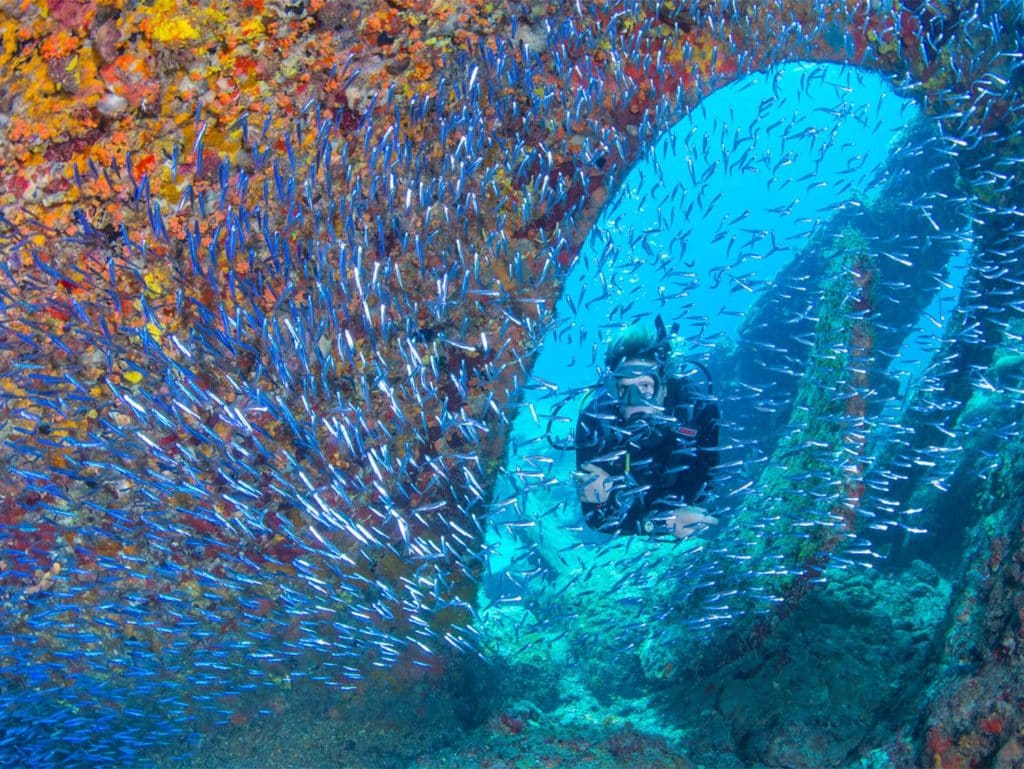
xmin=2 ymin=0 xmax=1024 ymax=767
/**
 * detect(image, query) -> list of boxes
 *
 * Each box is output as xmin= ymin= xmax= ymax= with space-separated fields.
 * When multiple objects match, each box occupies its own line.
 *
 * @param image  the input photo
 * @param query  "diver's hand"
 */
xmin=668 ymin=506 xmax=718 ymax=539
xmin=576 ymin=463 xmax=613 ymax=505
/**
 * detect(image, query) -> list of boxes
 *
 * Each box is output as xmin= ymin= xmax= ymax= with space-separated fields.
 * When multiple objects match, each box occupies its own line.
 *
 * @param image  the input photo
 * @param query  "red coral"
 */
xmin=499 ymin=713 xmax=525 ymax=735
xmin=926 ymin=727 xmax=952 ymax=759
xmin=9 ymin=174 xmax=30 ymax=198
xmin=981 ymin=717 xmax=1003 ymax=736
xmin=607 ymin=730 xmax=645 ymax=758
xmin=48 ymin=0 xmax=97 ymax=30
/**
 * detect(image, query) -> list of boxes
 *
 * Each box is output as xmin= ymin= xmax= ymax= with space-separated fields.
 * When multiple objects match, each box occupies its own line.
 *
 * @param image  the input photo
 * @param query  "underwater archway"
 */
xmin=472 ymin=55 xmax=999 ymax=769
xmin=483 ymin=60 xmax=962 ymax=610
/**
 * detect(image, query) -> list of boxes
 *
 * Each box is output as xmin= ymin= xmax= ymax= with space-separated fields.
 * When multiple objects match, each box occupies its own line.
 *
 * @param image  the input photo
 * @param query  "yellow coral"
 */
xmin=239 ymin=17 xmax=266 ymax=42
xmin=143 ymin=271 xmax=166 ymax=298
xmin=152 ymin=16 xmax=200 ymax=44
xmin=146 ymin=0 xmax=229 ymax=45
xmin=2 ymin=24 xmax=16 ymax=62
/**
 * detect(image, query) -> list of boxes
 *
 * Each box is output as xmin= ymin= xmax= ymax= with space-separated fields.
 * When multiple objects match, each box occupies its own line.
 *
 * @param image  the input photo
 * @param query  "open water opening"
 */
xmin=480 ymin=61 xmax=970 ymax=632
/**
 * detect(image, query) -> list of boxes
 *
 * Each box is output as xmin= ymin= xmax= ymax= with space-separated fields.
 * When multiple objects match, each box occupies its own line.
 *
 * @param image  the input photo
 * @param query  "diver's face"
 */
xmin=614 ymin=358 xmax=662 ymax=419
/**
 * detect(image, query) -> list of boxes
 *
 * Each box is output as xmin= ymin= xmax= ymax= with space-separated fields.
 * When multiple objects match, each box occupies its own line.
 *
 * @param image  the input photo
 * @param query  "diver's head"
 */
xmin=605 ymin=321 xmax=671 ymax=418
xmin=612 ymin=356 xmax=664 ymax=419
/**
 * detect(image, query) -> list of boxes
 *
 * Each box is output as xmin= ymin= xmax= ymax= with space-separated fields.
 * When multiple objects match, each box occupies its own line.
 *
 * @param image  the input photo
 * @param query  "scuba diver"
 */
xmin=575 ymin=316 xmax=720 ymax=538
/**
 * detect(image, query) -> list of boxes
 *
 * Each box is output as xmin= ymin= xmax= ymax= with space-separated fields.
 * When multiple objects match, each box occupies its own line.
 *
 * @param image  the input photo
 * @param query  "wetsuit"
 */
xmin=575 ymin=376 xmax=719 ymax=536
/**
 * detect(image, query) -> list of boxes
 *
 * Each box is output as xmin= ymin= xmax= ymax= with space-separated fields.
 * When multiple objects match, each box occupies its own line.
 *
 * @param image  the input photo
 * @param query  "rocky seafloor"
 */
xmin=156 ymin=558 xmax=957 ymax=769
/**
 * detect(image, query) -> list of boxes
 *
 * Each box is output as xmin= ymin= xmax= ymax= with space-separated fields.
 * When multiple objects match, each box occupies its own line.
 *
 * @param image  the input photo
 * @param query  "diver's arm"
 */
xmin=578 ymin=464 xmax=624 ymax=533
xmin=576 ymin=399 xmax=629 ymax=533
xmin=576 ymin=454 xmax=647 ymax=535
xmin=577 ymin=454 xmax=649 ymax=535
xmin=578 ymin=463 xmax=612 ymax=505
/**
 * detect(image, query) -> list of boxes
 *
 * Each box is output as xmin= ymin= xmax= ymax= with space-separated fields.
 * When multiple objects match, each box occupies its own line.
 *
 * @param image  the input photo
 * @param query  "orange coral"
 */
xmin=39 ymin=29 xmax=81 ymax=60
xmin=362 ymin=7 xmax=401 ymax=40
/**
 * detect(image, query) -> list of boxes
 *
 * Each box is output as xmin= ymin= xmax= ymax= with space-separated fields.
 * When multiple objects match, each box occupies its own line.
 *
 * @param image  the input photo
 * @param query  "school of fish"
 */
xmin=1 ymin=0 xmax=1023 ymax=765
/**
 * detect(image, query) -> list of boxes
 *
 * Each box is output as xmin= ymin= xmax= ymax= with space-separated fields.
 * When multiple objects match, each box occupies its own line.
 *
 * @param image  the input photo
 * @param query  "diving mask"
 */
xmin=611 ymin=360 xmax=663 ymax=410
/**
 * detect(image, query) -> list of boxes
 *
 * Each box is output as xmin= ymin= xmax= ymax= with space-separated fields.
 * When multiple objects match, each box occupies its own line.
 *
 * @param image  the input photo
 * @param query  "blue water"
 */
xmin=484 ymin=61 xmax=966 ymax=600
xmin=544 ymin=63 xmax=916 ymax=381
